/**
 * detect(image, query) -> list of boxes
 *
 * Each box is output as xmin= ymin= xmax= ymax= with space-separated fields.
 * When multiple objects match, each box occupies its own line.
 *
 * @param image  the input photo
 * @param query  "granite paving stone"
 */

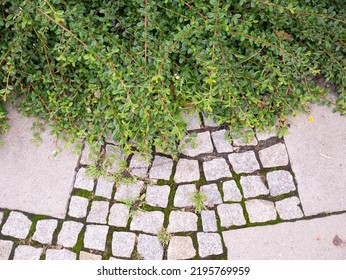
xmin=246 ymin=199 xmax=277 ymax=223
xmin=228 ymin=151 xmax=260 ymax=174
xmin=45 ymin=249 xmax=76 ymax=260
xmin=201 ymin=210 xmax=218 ymax=232
xmin=80 ymin=143 xmax=94 ymax=165
xmin=146 ymin=185 xmax=170 ymax=208
xmin=168 ymin=211 xmax=198 ymax=233
xmin=174 ymin=184 xmax=197 ymax=207
xmin=84 ymin=225 xmax=109 ymax=251
xmin=137 ymin=234 xmax=164 ymax=260
xmin=222 ymin=180 xmax=242 ymax=202
xmin=129 ymin=154 xmax=150 ymax=178
xmin=259 ymin=143 xmax=289 ymax=168
xmin=200 ymin=184 xmax=222 ymax=206
xmin=68 ymin=196 xmax=89 ymax=218
xmin=217 ymin=204 xmax=246 ymax=227
xmin=180 ymin=131 xmax=214 ymax=157
xmin=240 ymin=175 xmax=269 ymax=198
xmin=130 ymin=211 xmax=164 ymax=234
xmin=112 ymin=232 xmax=136 ymax=258
xmin=1 ymin=211 xmax=32 ymax=239
xmin=57 ymin=221 xmax=84 ymax=248
xmin=256 ymin=128 xmax=277 ymax=141
xmin=74 ymin=167 xmax=94 ymax=191
xmin=267 ymin=170 xmax=296 ymax=197
xmin=275 ymin=197 xmax=304 ymax=220
xmin=167 ymin=236 xmax=196 ymax=260
xmin=95 ymin=177 xmax=114 ymax=199
xmin=211 ymin=129 xmax=234 ymax=153
xmin=105 ymin=144 xmax=126 ymax=173
xmin=79 ymin=251 xmax=102 ymax=260
xmin=13 ymin=245 xmax=42 ymax=260
xmin=182 ymin=111 xmax=202 ymax=131
xmin=174 ymin=158 xmax=200 ymax=183
xmin=87 ymin=201 xmax=110 ymax=224
xmin=149 ymin=156 xmax=173 ymax=180
xmin=232 ymin=135 xmax=258 ymax=146
xmin=197 ymin=233 xmax=223 ymax=258
xmin=32 ymin=219 xmax=58 ymax=244
xmin=114 ymin=181 xmax=144 ymax=201
xmin=203 ymin=158 xmax=232 ymax=181
xmin=0 ymin=240 xmax=13 ymax=260
xmin=202 ymin=113 xmax=218 ymax=128
xmin=108 ymin=203 xmax=130 ymax=227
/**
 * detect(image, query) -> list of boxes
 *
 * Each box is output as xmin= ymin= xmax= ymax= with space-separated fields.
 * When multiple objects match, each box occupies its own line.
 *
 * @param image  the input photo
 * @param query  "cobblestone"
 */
xmin=105 ymin=145 xmax=126 ymax=173
xmin=174 ymin=184 xmax=196 ymax=207
xmin=130 ymin=211 xmax=164 ymax=234
xmin=13 ymin=245 xmax=42 ymax=260
xmin=222 ymin=180 xmax=242 ymax=202
xmin=84 ymin=225 xmax=109 ymax=251
xmin=129 ymin=154 xmax=150 ymax=177
xmin=232 ymin=135 xmax=258 ymax=146
xmin=68 ymin=196 xmax=89 ymax=218
xmin=57 ymin=221 xmax=84 ymax=248
xmin=246 ymin=199 xmax=277 ymax=223
xmin=87 ymin=201 xmax=110 ymax=224
xmin=275 ymin=197 xmax=304 ymax=220
xmin=203 ymin=158 xmax=232 ymax=181
xmin=137 ymin=234 xmax=163 ymax=260
xmin=228 ymin=151 xmax=260 ymax=174
xmin=217 ymin=204 xmax=246 ymax=227
xmin=74 ymin=167 xmax=94 ymax=191
xmin=256 ymin=128 xmax=277 ymax=141
xmin=180 ymin=132 xmax=214 ymax=157
xmin=267 ymin=170 xmax=296 ymax=197
xmin=197 ymin=232 xmax=223 ymax=258
xmin=182 ymin=111 xmax=202 ymax=131
xmin=79 ymin=251 xmax=102 ymax=260
xmin=108 ymin=203 xmax=130 ymax=227
xmin=200 ymin=184 xmax=222 ymax=206
xmin=45 ymin=249 xmax=76 ymax=260
xmin=167 ymin=236 xmax=196 ymax=260
xmin=80 ymin=143 xmax=94 ymax=165
xmin=259 ymin=143 xmax=289 ymax=167
xmin=201 ymin=210 xmax=218 ymax=232
xmin=32 ymin=219 xmax=58 ymax=244
xmin=112 ymin=232 xmax=136 ymax=258
xmin=168 ymin=211 xmax=198 ymax=233
xmin=211 ymin=130 xmax=233 ymax=153
xmin=0 ymin=240 xmax=13 ymax=260
xmin=95 ymin=177 xmax=114 ymax=199
xmin=240 ymin=176 xmax=269 ymax=198
xmin=114 ymin=181 xmax=144 ymax=201
xmin=174 ymin=158 xmax=200 ymax=183
xmin=1 ymin=211 xmax=32 ymax=239
xmin=149 ymin=156 xmax=173 ymax=180
xmin=202 ymin=113 xmax=218 ymax=128
xmin=146 ymin=185 xmax=170 ymax=208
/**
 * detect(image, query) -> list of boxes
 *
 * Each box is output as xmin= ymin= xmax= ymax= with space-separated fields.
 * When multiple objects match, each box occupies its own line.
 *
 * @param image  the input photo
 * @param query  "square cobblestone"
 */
xmin=259 ymin=143 xmax=289 ymax=167
xmin=149 ymin=156 xmax=173 ymax=180
xmin=174 ymin=184 xmax=197 ymax=207
xmin=275 ymin=197 xmax=304 ymax=220
xmin=114 ymin=180 xmax=144 ymax=201
xmin=197 ymin=232 xmax=223 ymax=258
xmin=167 ymin=236 xmax=196 ymax=260
xmin=13 ymin=245 xmax=42 ymax=260
xmin=108 ymin=203 xmax=130 ymax=227
xmin=95 ymin=177 xmax=114 ymax=199
xmin=246 ymin=199 xmax=277 ymax=223
xmin=87 ymin=201 xmax=110 ymax=224
xmin=168 ymin=211 xmax=198 ymax=233
xmin=228 ymin=151 xmax=260 ymax=174
xmin=267 ymin=170 xmax=296 ymax=196
xmin=256 ymin=128 xmax=277 ymax=141
xmin=57 ymin=221 xmax=84 ymax=248
xmin=232 ymin=130 xmax=258 ymax=146
xmin=79 ymin=251 xmax=102 ymax=260
xmin=203 ymin=158 xmax=232 ymax=181
xmin=201 ymin=210 xmax=218 ymax=232
xmin=105 ymin=144 xmax=126 ymax=173
xmin=45 ymin=249 xmax=76 ymax=260
xmin=240 ymin=175 xmax=269 ymax=198
xmin=129 ymin=154 xmax=150 ymax=177
xmin=174 ymin=158 xmax=200 ymax=183
xmin=180 ymin=131 xmax=214 ymax=157
xmin=68 ymin=196 xmax=89 ymax=218
xmin=201 ymin=184 xmax=222 ymax=206
xmin=80 ymin=143 xmax=95 ymax=165
xmin=130 ymin=211 xmax=164 ymax=234
xmin=112 ymin=231 xmax=136 ymax=258
xmin=1 ymin=211 xmax=32 ymax=239
xmin=217 ymin=204 xmax=246 ymax=227
xmin=211 ymin=130 xmax=233 ymax=153
xmin=146 ymin=185 xmax=170 ymax=208
xmin=202 ymin=113 xmax=218 ymax=128
xmin=32 ymin=219 xmax=58 ymax=244
xmin=74 ymin=167 xmax=94 ymax=191
xmin=0 ymin=240 xmax=13 ymax=260
xmin=137 ymin=234 xmax=163 ymax=260
xmin=182 ymin=111 xmax=202 ymax=131
xmin=222 ymin=180 xmax=242 ymax=202
xmin=84 ymin=225 xmax=109 ymax=251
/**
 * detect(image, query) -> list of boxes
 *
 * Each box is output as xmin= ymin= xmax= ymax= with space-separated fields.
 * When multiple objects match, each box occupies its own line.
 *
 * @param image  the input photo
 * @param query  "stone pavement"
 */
xmin=0 ymin=105 xmax=345 ymax=260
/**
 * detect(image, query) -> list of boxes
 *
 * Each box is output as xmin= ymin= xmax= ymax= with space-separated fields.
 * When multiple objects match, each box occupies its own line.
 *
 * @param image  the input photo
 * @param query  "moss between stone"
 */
xmin=72 ymin=226 xmax=85 ymax=254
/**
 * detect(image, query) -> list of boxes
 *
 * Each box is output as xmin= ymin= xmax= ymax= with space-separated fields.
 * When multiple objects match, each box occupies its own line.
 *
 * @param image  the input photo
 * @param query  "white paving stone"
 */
xmin=0 ymin=240 xmax=13 ymax=260
xmin=174 ymin=184 xmax=197 ymax=207
xmin=105 ymin=144 xmax=126 ymax=173
xmin=246 ymin=199 xmax=277 ymax=223
xmin=74 ymin=167 xmax=94 ymax=191
xmin=114 ymin=181 xmax=144 ymax=201
xmin=87 ymin=201 xmax=110 ymax=224
xmin=108 ymin=203 xmax=130 ymax=227
xmin=13 ymin=245 xmax=42 ymax=260
xmin=168 ymin=211 xmax=198 ymax=233
xmin=174 ymin=158 xmax=200 ymax=183
xmin=80 ymin=143 xmax=96 ymax=165
xmin=84 ymin=225 xmax=109 ymax=251
xmin=275 ymin=197 xmax=304 ymax=220
xmin=137 ymin=234 xmax=164 ymax=260
xmin=45 ymin=249 xmax=76 ymax=260
xmin=200 ymin=184 xmax=222 ymax=206
xmin=129 ymin=154 xmax=150 ymax=177
xmin=228 ymin=151 xmax=260 ymax=174
xmin=182 ymin=111 xmax=202 ymax=131
xmin=202 ymin=113 xmax=218 ymax=128
xmin=167 ymin=236 xmax=196 ymax=260
xmin=68 ymin=196 xmax=89 ymax=218
xmin=180 ymin=131 xmax=214 ymax=157
xmin=201 ymin=210 xmax=218 ymax=232
xmin=256 ymin=128 xmax=277 ymax=141
xmin=57 ymin=221 xmax=84 ymax=248
xmin=197 ymin=233 xmax=223 ymax=258
xmin=32 ymin=219 xmax=58 ymax=244
xmin=130 ymin=211 xmax=164 ymax=234
xmin=79 ymin=251 xmax=102 ymax=260
xmin=149 ymin=156 xmax=173 ymax=180
xmin=240 ymin=175 xmax=269 ymax=198
xmin=222 ymin=180 xmax=242 ymax=202
xmin=112 ymin=232 xmax=136 ymax=258
xmin=95 ymin=177 xmax=114 ymax=199
xmin=267 ymin=170 xmax=296 ymax=197
xmin=217 ymin=204 xmax=246 ymax=227
xmin=211 ymin=130 xmax=233 ymax=153
xmin=232 ymin=131 xmax=258 ymax=146
xmin=1 ymin=211 xmax=32 ymax=239
xmin=259 ymin=143 xmax=289 ymax=168
xmin=203 ymin=158 xmax=232 ymax=181
xmin=146 ymin=185 xmax=170 ymax=208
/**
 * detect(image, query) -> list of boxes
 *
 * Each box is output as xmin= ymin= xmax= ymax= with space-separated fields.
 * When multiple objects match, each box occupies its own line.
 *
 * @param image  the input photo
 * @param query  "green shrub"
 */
xmin=1 ymin=0 xmax=345 ymax=156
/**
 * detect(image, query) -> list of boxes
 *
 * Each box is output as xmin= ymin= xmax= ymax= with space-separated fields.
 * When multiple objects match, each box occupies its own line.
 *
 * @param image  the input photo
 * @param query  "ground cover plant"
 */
xmin=1 ymin=0 xmax=345 ymax=155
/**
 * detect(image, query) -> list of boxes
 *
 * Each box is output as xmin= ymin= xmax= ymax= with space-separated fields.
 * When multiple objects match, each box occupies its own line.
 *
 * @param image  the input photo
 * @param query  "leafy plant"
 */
xmin=191 ymin=190 xmax=208 ymax=213
xmin=157 ymin=227 xmax=171 ymax=246
xmin=122 ymin=193 xmax=146 ymax=218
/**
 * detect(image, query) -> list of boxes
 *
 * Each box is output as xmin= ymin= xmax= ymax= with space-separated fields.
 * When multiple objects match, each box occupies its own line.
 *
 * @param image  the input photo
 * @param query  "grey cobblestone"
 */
xmin=203 ymin=158 xmax=232 ymax=181
xmin=168 ymin=211 xmax=197 ymax=233
xmin=182 ymin=111 xmax=202 ymax=131
xmin=108 ymin=203 xmax=130 ymax=227
xmin=84 ymin=225 xmax=109 ymax=251
xmin=149 ymin=156 xmax=173 ymax=180
xmin=95 ymin=177 xmax=114 ymax=199
xmin=256 ymin=128 xmax=277 ymax=141
xmin=240 ymin=175 xmax=269 ymax=198
xmin=137 ymin=234 xmax=163 ymax=260
xmin=201 ymin=210 xmax=218 ymax=232
xmin=74 ymin=167 xmax=94 ymax=191
xmin=174 ymin=158 xmax=200 ymax=183
xmin=228 ymin=151 xmax=260 ymax=174
xmin=114 ymin=180 xmax=144 ymax=201
xmin=45 ymin=249 xmax=76 ymax=260
xmin=201 ymin=184 xmax=222 ymax=206
xmin=174 ymin=184 xmax=196 ymax=207
xmin=1 ymin=211 xmax=32 ymax=239
xmin=232 ymin=135 xmax=258 ymax=146
xmin=217 ymin=204 xmax=246 ymax=227
xmin=180 ymin=132 xmax=214 ymax=157
xmin=87 ymin=201 xmax=110 ymax=224
xmin=202 ymin=113 xmax=218 ymax=128
xmin=13 ymin=245 xmax=42 ymax=260
xmin=32 ymin=219 xmax=58 ymax=244
xmin=259 ymin=143 xmax=289 ymax=167
xmin=167 ymin=236 xmax=196 ymax=260
xmin=246 ymin=199 xmax=277 ymax=223
xmin=105 ymin=144 xmax=126 ymax=173
xmin=68 ymin=196 xmax=89 ymax=218
xmin=222 ymin=180 xmax=242 ymax=202
xmin=79 ymin=251 xmax=102 ymax=260
xmin=146 ymin=185 xmax=170 ymax=208
xmin=197 ymin=233 xmax=223 ymax=258
xmin=130 ymin=211 xmax=164 ymax=234
xmin=57 ymin=221 xmax=84 ymax=248
xmin=0 ymin=240 xmax=13 ymax=260
xmin=211 ymin=130 xmax=233 ymax=153
xmin=129 ymin=154 xmax=150 ymax=178
xmin=275 ymin=197 xmax=304 ymax=220
xmin=267 ymin=170 xmax=296 ymax=197
xmin=112 ymin=231 xmax=136 ymax=258
xmin=80 ymin=143 xmax=94 ymax=165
